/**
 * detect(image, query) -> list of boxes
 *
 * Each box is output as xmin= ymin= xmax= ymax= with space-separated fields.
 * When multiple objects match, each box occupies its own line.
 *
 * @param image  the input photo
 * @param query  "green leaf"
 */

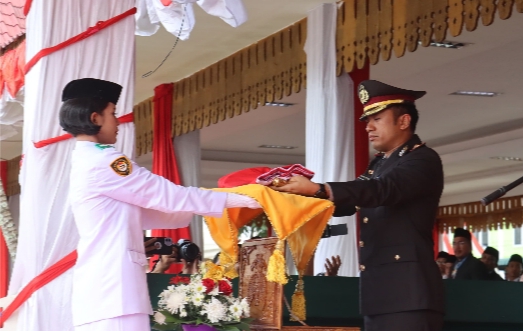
xmin=236 ymin=322 xmax=251 ymax=331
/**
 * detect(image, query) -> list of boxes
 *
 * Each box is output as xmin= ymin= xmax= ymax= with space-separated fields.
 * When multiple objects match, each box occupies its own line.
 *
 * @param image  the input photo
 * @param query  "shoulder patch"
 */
xmin=110 ymin=156 xmax=132 ymax=176
xmin=95 ymin=143 xmax=114 ymax=150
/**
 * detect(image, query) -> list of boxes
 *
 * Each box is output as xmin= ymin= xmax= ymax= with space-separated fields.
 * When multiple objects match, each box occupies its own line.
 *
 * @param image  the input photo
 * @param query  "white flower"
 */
xmin=240 ymin=298 xmax=250 ymax=317
xmin=208 ymin=286 xmax=219 ymax=296
xmin=154 ymin=312 xmax=167 ymax=325
xmin=229 ymin=302 xmax=243 ymax=320
xmin=165 ymin=290 xmax=187 ymax=314
xmin=191 ymin=279 xmax=207 ymax=294
xmin=180 ymin=310 xmax=188 ymax=318
xmin=192 ymin=293 xmax=205 ymax=307
xmin=202 ymin=297 xmax=227 ymax=323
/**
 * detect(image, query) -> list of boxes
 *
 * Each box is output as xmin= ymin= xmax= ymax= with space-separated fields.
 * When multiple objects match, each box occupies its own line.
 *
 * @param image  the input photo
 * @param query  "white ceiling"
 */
xmin=4 ymin=2 xmax=523 ymax=207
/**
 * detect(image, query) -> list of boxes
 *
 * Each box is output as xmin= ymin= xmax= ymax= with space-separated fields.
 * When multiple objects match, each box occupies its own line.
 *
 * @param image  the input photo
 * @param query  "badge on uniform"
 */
xmin=110 ymin=156 xmax=132 ymax=176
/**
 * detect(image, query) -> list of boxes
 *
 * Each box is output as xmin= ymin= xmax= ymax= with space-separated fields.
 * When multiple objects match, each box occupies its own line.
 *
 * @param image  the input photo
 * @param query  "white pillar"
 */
xmin=305 ymin=3 xmax=359 ymax=277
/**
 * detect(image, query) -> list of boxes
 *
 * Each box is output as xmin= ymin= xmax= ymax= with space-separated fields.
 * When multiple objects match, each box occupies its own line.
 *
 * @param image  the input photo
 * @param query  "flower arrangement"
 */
xmin=152 ymin=261 xmax=252 ymax=331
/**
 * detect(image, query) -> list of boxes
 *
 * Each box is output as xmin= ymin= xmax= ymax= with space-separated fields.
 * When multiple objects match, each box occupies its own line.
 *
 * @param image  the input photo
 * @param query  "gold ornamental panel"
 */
xmin=239 ymin=237 xmax=283 ymax=330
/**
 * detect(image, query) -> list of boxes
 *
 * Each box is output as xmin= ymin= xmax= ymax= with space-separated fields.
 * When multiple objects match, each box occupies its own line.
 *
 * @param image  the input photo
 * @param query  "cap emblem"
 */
xmin=358 ymin=85 xmax=370 ymax=104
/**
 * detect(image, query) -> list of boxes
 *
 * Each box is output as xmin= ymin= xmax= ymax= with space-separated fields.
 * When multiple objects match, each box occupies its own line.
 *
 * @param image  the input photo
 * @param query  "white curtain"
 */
xmin=173 ymin=130 xmax=204 ymax=250
xmin=305 ymin=3 xmax=358 ymax=277
xmin=8 ymin=2 xmax=136 ymax=331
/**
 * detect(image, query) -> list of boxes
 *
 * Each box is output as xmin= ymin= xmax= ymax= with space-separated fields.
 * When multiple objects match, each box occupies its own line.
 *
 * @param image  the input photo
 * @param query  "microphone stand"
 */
xmin=480 ymin=175 xmax=523 ymax=206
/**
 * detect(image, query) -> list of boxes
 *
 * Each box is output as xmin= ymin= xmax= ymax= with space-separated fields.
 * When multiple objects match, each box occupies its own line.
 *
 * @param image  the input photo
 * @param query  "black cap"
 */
xmin=437 ymin=251 xmax=449 ymax=260
xmin=357 ymin=80 xmax=426 ymax=120
xmin=62 ymin=78 xmax=122 ymax=105
xmin=453 ymin=227 xmax=471 ymax=241
xmin=509 ymin=254 xmax=523 ymax=265
xmin=483 ymin=246 xmax=499 ymax=261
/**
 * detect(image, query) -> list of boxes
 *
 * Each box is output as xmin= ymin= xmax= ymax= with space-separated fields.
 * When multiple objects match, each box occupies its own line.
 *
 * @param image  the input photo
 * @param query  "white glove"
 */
xmin=225 ymin=193 xmax=262 ymax=209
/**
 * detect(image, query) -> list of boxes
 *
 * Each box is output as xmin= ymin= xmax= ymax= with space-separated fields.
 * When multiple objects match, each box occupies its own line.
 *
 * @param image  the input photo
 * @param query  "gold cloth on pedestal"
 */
xmin=204 ymin=184 xmax=334 ymax=279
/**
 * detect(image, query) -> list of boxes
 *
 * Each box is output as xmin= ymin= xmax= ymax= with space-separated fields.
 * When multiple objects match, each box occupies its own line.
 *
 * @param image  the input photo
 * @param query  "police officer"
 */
xmin=273 ymin=80 xmax=445 ymax=331
xmin=60 ymin=78 xmax=261 ymax=331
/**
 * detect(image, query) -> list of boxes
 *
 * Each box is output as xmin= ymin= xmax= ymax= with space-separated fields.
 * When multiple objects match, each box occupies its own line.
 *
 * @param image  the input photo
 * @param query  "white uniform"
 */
xmin=69 ymin=141 xmax=228 ymax=329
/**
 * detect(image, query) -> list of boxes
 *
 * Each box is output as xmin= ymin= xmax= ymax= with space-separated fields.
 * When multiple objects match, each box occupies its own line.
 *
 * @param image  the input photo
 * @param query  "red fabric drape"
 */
xmin=151 ymin=83 xmax=191 ymax=273
xmin=349 ymin=63 xmax=370 ymax=248
xmin=24 ymin=7 xmax=137 ymax=74
xmin=0 ymin=251 xmax=77 ymax=326
xmin=0 ymin=160 xmax=8 ymax=298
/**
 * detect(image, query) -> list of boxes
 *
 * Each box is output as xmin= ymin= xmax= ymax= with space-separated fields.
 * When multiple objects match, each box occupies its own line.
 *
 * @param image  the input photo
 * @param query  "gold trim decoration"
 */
xmin=133 ymin=98 xmax=153 ymax=157
xmin=170 ymin=19 xmax=307 ymax=137
xmin=132 ymin=0 xmax=523 ymax=140
xmin=438 ymin=195 xmax=523 ymax=232
xmin=336 ymin=0 xmax=523 ymax=73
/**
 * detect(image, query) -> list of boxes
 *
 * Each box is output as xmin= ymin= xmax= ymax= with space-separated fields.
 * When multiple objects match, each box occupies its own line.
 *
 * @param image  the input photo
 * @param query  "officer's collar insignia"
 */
xmin=95 ymin=143 xmax=114 ymax=150
xmin=110 ymin=156 xmax=132 ymax=176
xmin=358 ymin=85 xmax=370 ymax=104
xmin=410 ymin=142 xmax=426 ymax=151
xmin=398 ymin=146 xmax=408 ymax=157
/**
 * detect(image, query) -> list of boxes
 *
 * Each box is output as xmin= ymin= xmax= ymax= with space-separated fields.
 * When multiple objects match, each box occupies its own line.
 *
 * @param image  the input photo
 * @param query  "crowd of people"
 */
xmin=436 ymin=227 xmax=523 ymax=281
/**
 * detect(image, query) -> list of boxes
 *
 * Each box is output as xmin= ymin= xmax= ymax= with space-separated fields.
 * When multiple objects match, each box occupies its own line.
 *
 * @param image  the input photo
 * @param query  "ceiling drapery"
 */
xmin=133 ymin=0 xmax=523 ymax=157
xmin=438 ymin=195 xmax=523 ymax=233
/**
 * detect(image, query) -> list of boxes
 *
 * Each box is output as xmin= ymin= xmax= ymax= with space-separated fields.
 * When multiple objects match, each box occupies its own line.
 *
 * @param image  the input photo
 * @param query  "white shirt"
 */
xmin=69 ymin=141 xmax=227 ymax=326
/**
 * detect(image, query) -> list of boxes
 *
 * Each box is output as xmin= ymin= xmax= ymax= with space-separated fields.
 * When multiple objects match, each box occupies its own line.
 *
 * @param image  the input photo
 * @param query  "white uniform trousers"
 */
xmin=74 ymin=313 xmax=150 ymax=331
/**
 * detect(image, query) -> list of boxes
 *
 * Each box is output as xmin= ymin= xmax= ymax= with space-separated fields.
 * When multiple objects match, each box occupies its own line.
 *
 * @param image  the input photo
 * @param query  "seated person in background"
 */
xmin=436 ymin=251 xmax=449 ymax=278
xmin=444 ymin=255 xmax=456 ymax=279
xmin=451 ymin=228 xmax=488 ymax=280
xmin=505 ymin=254 xmax=523 ymax=282
xmin=480 ymin=246 xmax=503 ymax=281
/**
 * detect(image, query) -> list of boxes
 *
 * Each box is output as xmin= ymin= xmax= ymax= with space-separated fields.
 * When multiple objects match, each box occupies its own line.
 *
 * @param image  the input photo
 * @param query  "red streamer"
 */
xmin=0 ymin=250 xmax=78 ymax=326
xmin=23 ymin=0 xmax=32 ymax=16
xmin=151 ymin=83 xmax=191 ymax=274
xmin=24 ymin=7 xmax=137 ymax=74
xmin=34 ymin=113 xmax=134 ymax=148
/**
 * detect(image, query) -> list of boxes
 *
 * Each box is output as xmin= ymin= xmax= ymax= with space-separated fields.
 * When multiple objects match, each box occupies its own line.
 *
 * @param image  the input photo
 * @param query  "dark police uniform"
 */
xmin=325 ymin=80 xmax=445 ymax=331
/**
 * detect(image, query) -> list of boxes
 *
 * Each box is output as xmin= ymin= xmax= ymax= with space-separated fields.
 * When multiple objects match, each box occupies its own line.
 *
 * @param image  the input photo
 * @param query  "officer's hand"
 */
xmin=144 ymin=237 xmax=157 ymax=257
xmin=325 ymin=255 xmax=341 ymax=276
xmin=270 ymin=175 xmax=319 ymax=196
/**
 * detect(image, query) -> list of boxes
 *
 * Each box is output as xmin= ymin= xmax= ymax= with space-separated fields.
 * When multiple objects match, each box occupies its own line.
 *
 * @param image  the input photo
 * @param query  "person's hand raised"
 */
xmin=144 ymin=237 xmax=157 ymax=257
xmin=325 ymin=255 xmax=342 ymax=276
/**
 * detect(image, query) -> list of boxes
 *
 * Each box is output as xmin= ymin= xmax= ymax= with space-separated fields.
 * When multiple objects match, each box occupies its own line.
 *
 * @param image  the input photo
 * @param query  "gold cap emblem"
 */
xmin=358 ymin=85 xmax=369 ymax=104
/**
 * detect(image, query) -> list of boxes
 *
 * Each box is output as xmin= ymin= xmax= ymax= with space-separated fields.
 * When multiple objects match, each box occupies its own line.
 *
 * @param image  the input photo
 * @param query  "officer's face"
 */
xmin=480 ymin=253 xmax=497 ymax=272
xmin=365 ymin=108 xmax=410 ymax=153
xmin=452 ymin=237 xmax=471 ymax=260
xmin=93 ymin=103 xmax=120 ymax=144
